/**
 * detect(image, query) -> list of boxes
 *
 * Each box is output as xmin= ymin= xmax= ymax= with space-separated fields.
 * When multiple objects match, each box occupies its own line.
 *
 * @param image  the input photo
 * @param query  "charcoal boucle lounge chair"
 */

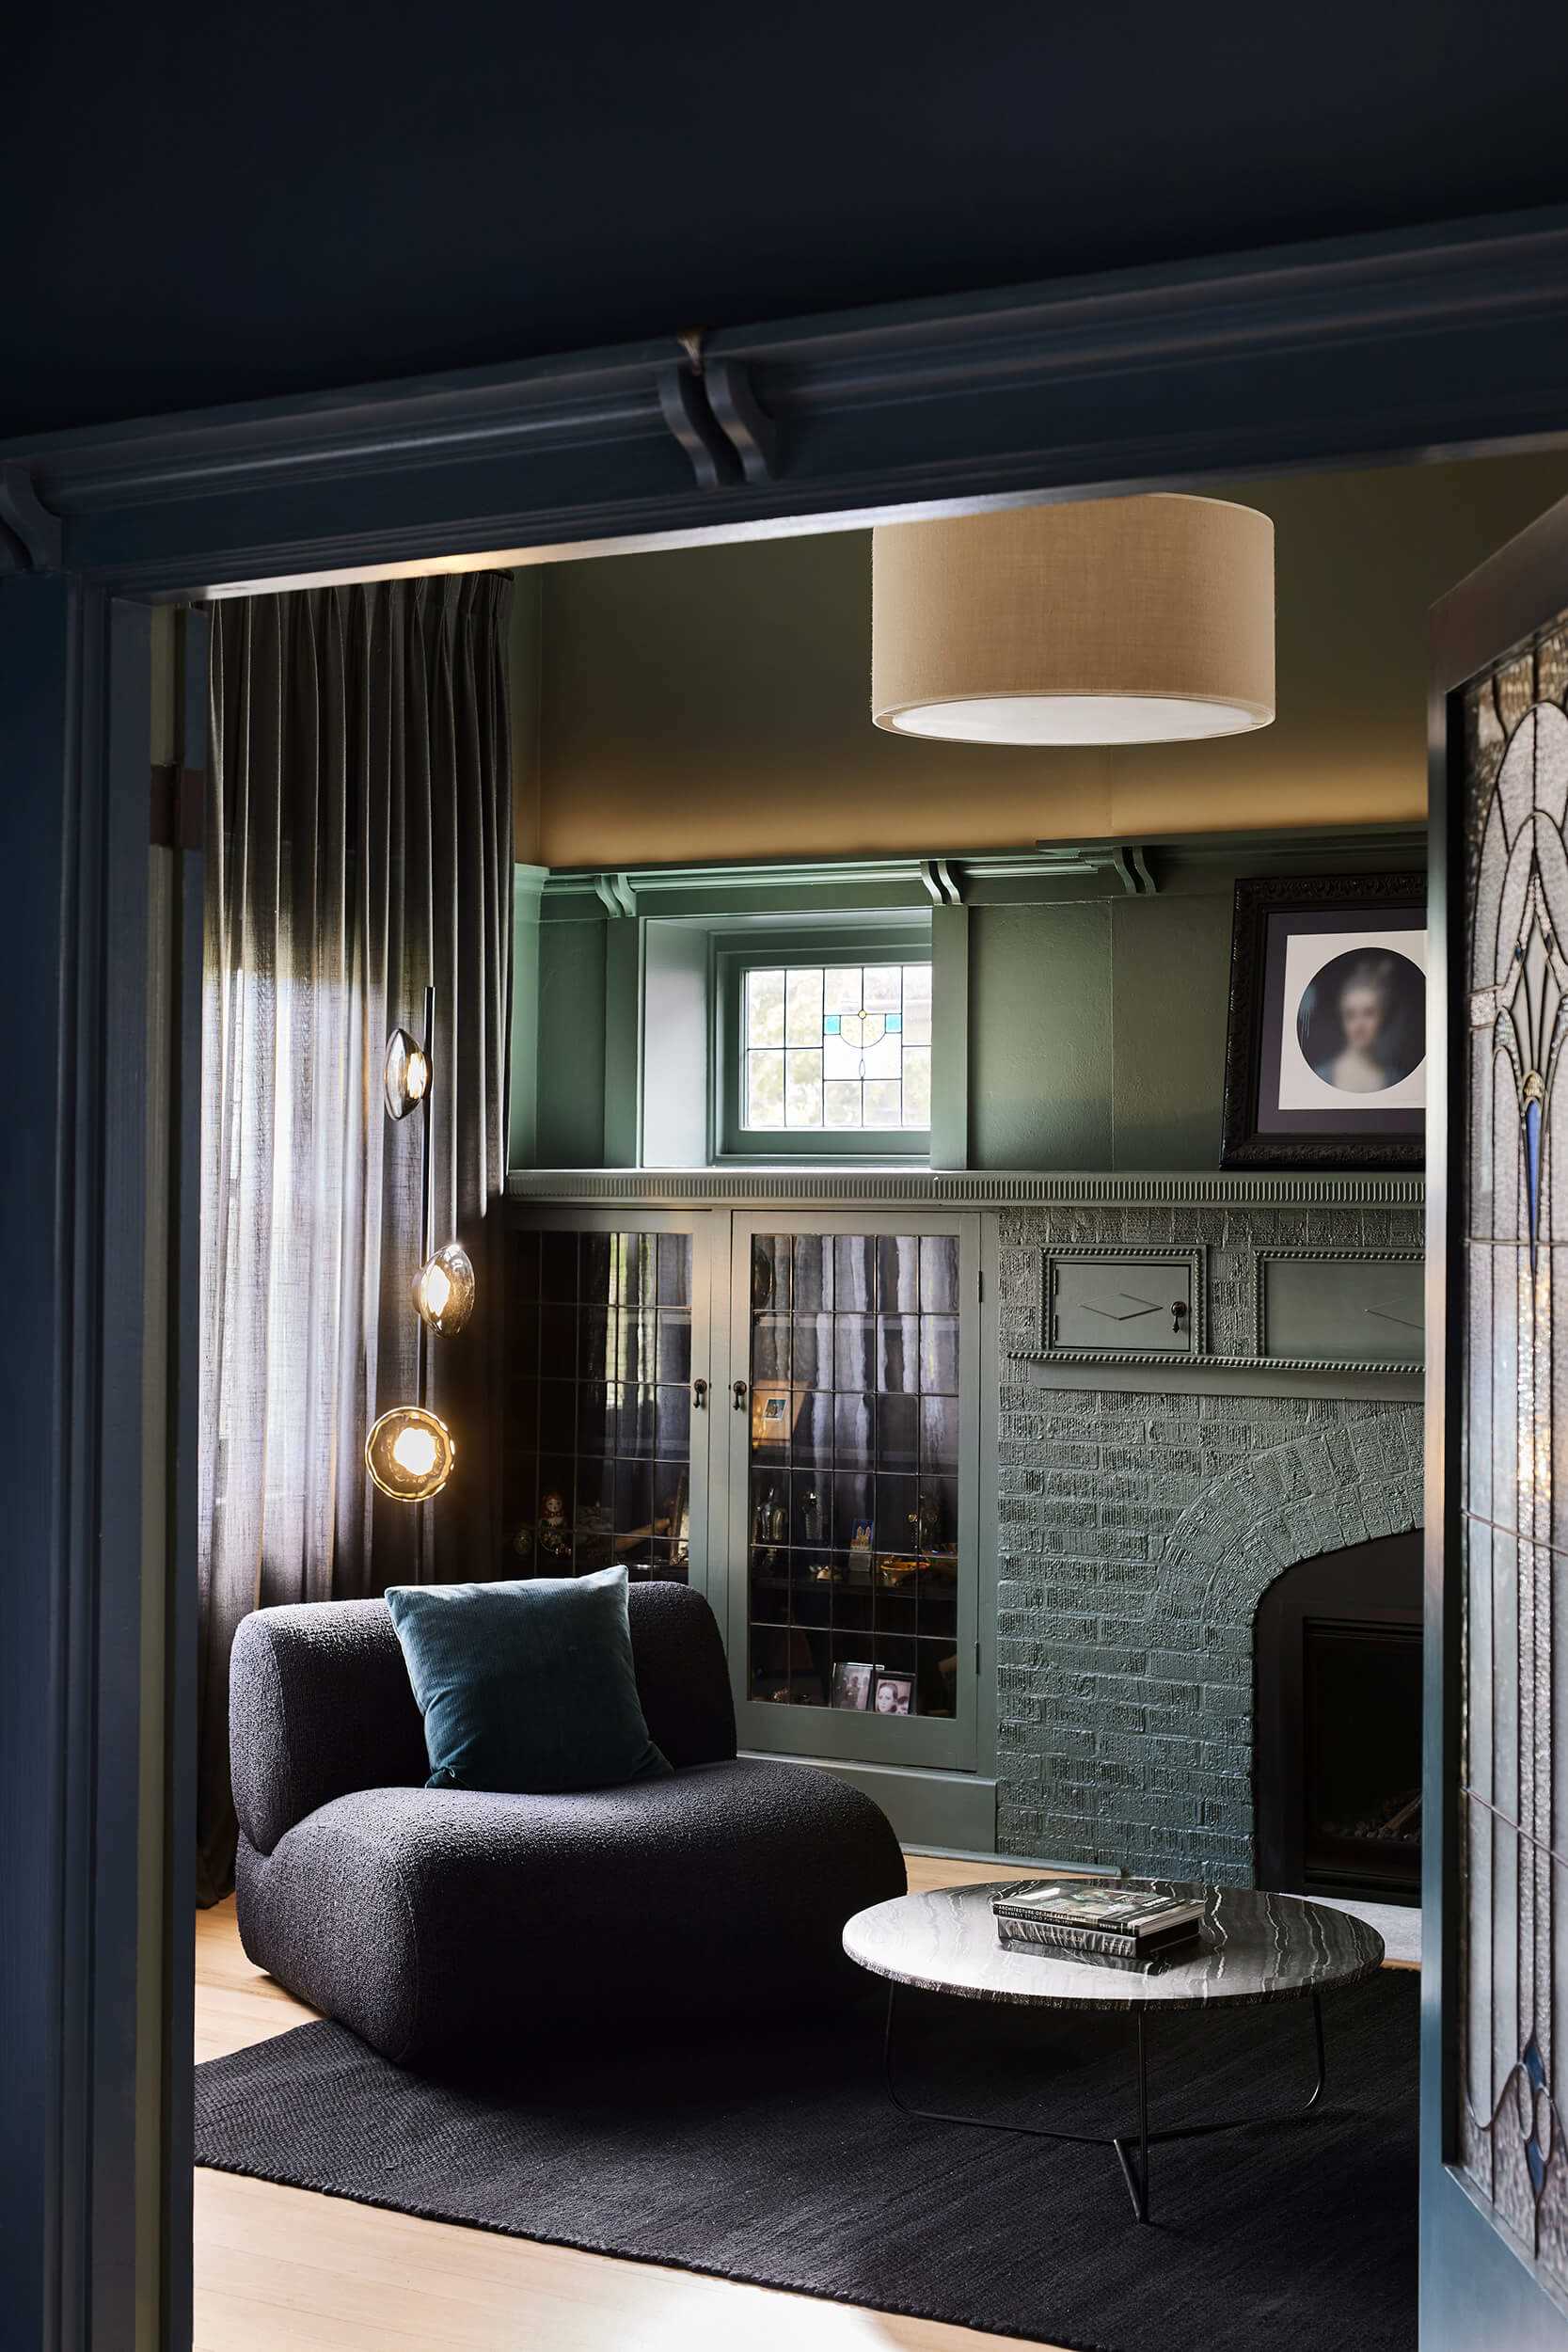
xmin=229 ymin=1580 xmax=905 ymax=2066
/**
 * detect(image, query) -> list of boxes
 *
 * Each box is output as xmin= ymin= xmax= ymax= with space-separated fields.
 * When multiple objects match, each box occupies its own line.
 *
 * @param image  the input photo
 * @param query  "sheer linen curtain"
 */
xmin=198 ymin=575 xmax=513 ymax=1903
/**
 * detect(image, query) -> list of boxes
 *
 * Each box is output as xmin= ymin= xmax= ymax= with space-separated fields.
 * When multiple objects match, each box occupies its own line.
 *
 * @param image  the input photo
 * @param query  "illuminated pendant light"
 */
xmin=366 ymin=982 xmax=474 ymax=1518
xmin=366 ymin=1405 xmax=455 ymax=1502
xmin=871 ymin=494 xmax=1275 ymax=746
xmin=384 ymin=1025 xmax=431 ymax=1120
xmin=413 ymin=1240 xmax=476 ymax=1335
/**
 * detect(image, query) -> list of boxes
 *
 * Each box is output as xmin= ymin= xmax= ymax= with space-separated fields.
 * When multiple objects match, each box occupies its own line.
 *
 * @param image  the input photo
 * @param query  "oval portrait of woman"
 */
xmin=1296 ymin=948 xmax=1426 ymax=1093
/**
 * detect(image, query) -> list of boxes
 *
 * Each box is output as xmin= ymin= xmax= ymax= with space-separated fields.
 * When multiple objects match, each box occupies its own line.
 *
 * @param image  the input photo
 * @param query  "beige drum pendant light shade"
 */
xmin=871 ymin=494 xmax=1275 ymax=745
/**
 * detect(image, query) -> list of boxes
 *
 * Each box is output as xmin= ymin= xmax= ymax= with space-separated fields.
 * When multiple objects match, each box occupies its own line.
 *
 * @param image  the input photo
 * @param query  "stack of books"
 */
xmin=992 ymin=1881 xmax=1206 ymax=1968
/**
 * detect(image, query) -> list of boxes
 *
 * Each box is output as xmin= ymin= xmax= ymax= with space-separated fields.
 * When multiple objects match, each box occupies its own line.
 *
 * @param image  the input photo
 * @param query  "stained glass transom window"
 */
xmin=742 ymin=962 xmax=931 ymax=1132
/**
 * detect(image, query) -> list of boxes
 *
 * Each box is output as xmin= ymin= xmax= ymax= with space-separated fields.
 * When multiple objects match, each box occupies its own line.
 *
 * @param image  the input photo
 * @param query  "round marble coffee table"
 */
xmin=843 ymin=1881 xmax=1385 ymax=2223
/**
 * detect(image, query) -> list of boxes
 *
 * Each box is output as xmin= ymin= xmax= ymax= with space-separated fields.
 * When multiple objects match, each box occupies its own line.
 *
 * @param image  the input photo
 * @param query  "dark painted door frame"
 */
xmin=1424 ymin=492 xmax=1568 ymax=2351
xmin=4 ymin=199 xmax=1568 ymax=2352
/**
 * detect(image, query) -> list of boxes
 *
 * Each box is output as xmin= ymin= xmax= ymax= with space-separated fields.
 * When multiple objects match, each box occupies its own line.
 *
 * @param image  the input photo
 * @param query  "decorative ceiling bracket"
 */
xmin=655 ymin=328 xmax=778 ymax=487
xmin=919 ymin=858 xmax=963 ymax=905
xmin=704 ymin=358 xmax=779 ymax=483
xmin=1104 ymin=844 xmax=1157 ymax=896
xmin=593 ymin=871 xmax=638 ymax=918
xmin=1036 ymin=840 xmax=1157 ymax=896
xmin=0 ymin=462 xmax=64 ymax=574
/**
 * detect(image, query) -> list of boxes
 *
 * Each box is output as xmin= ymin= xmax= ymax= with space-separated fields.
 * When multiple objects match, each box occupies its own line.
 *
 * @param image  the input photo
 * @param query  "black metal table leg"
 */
xmin=880 ymin=1980 xmax=1329 ymax=2227
xmin=1112 ymin=2011 xmax=1151 ymax=2222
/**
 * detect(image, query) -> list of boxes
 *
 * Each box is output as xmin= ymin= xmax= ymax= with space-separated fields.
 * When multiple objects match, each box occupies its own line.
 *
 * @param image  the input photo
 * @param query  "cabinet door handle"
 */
xmin=692 ymin=1378 xmax=708 ymax=1409
xmin=732 ymin=1379 xmax=748 ymax=1411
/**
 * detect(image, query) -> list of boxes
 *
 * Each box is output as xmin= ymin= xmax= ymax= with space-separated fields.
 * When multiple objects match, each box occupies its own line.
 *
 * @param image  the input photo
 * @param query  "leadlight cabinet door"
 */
xmin=1431 ymin=496 xmax=1568 ymax=2351
xmin=502 ymin=1210 xmax=713 ymax=1603
xmin=724 ymin=1213 xmax=980 ymax=1771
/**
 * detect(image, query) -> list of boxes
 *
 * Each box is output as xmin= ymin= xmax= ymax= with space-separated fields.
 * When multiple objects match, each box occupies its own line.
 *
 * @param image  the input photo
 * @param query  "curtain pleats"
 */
xmin=197 ymin=575 xmax=513 ymax=1903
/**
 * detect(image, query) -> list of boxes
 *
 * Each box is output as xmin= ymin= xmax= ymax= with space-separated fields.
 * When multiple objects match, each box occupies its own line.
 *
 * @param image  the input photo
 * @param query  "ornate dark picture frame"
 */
xmin=1219 ymin=872 xmax=1428 ymax=1168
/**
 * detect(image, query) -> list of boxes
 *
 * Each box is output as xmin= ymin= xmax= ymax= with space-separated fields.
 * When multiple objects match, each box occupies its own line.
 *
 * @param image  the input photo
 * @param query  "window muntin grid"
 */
xmin=742 ymin=962 xmax=931 ymax=1133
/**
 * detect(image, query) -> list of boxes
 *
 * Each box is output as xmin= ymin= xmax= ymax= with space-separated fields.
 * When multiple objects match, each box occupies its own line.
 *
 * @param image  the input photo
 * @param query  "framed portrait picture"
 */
xmin=1220 ymin=873 xmax=1427 ymax=1168
xmin=871 ymin=1672 xmax=914 ymax=1717
xmin=830 ymin=1661 xmax=876 ymax=1710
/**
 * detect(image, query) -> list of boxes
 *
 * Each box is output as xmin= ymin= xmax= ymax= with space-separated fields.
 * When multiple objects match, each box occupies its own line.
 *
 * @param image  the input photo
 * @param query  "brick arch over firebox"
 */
xmin=1132 ymin=1402 xmax=1424 ymax=1886
xmin=1158 ymin=1405 xmax=1425 ymax=1610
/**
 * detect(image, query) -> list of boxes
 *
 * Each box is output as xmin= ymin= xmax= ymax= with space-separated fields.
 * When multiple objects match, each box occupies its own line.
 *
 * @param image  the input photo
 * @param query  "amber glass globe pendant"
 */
xmin=366 ymin=983 xmax=474 ymax=1513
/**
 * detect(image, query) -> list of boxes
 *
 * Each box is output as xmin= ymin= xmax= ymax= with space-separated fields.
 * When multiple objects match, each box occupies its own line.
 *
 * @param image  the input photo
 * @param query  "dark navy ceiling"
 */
xmin=8 ymin=0 xmax=1568 ymax=442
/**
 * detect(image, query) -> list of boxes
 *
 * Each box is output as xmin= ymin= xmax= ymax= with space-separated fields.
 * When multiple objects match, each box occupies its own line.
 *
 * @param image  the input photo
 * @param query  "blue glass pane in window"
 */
xmin=823 ymin=1014 xmax=841 ymax=1034
xmin=886 ymin=1012 xmax=902 ymax=1032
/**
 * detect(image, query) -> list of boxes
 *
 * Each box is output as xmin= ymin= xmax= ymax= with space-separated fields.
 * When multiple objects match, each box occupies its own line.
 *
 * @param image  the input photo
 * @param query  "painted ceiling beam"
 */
xmin=1 ymin=203 xmax=1565 ymax=591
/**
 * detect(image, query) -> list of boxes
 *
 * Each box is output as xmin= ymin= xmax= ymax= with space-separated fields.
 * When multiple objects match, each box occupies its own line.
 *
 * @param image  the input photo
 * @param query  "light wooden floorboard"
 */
xmin=194 ymin=1857 xmax=1068 ymax=2352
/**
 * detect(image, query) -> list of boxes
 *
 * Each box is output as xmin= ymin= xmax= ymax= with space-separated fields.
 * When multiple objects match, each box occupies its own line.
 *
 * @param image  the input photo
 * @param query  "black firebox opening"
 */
xmin=1253 ymin=1531 xmax=1422 ymax=1907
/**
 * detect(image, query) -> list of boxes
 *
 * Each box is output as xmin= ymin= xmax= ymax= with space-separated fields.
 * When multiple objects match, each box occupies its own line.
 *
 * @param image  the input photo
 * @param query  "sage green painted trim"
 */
xmin=929 ymin=903 xmax=970 ymax=1171
xmin=506 ymin=1167 xmax=1426 ymax=1208
xmin=534 ymin=910 xmax=608 ymax=1166
xmin=1015 ymin=1358 xmax=1424 ymax=1402
xmin=641 ymin=920 xmax=712 ymax=1168
xmin=977 ymin=1211 xmax=1001 ymax=1784
xmin=750 ymin=1756 xmax=997 ymax=1852
xmin=601 ymin=916 xmax=642 ymax=1168
xmin=535 ymin=828 xmax=1426 ymax=922
xmin=540 ymin=846 xmax=1144 ymax=922
xmin=507 ymin=864 xmax=548 ymax=1169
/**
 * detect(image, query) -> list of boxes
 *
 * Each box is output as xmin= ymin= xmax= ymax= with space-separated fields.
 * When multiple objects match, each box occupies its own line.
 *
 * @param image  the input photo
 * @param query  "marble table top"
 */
xmin=843 ymin=1881 xmax=1386 ymax=2013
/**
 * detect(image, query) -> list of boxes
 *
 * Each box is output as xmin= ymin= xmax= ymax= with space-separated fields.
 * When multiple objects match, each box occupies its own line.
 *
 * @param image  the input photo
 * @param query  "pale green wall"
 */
xmin=527 ymin=850 xmax=1411 ymax=1174
xmin=536 ymin=913 xmax=610 ymax=1165
xmin=967 ymin=882 xmax=1240 ymax=1170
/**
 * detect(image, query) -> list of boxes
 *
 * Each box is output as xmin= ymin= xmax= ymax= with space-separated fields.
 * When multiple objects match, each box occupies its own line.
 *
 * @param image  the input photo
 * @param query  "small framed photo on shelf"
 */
xmin=830 ymin=1661 xmax=876 ymax=1710
xmin=871 ymin=1672 xmax=914 ymax=1717
xmin=1220 ymin=873 xmax=1427 ymax=1168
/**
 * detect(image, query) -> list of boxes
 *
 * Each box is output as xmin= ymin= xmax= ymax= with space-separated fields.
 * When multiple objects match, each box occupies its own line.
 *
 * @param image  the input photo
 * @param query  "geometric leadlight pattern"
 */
xmin=1463 ymin=609 xmax=1568 ymax=2280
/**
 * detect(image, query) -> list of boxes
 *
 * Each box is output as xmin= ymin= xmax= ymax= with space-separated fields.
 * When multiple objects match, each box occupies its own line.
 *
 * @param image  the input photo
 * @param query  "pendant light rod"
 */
xmin=416 ymin=982 xmax=436 ymax=1419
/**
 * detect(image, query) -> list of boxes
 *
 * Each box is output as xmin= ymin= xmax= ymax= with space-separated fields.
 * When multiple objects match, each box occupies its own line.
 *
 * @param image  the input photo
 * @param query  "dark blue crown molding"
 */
xmin=2 ymin=203 xmax=1567 ymax=593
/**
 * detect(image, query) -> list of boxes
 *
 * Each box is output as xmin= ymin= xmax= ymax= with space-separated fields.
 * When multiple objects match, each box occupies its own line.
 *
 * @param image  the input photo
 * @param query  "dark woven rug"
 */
xmin=195 ymin=1970 xmax=1417 ymax=2352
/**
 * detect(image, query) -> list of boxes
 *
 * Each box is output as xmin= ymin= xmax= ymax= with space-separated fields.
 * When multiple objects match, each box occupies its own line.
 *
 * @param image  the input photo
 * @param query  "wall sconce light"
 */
xmin=366 ymin=1405 xmax=455 ymax=1502
xmin=413 ymin=1241 xmax=476 ymax=1336
xmin=384 ymin=1026 xmax=431 ymax=1120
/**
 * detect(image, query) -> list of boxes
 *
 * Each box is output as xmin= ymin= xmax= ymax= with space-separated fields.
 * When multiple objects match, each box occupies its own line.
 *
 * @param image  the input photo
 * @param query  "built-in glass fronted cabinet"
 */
xmin=502 ymin=1206 xmax=978 ymax=1775
xmin=501 ymin=1212 xmax=713 ymax=1587
xmin=726 ymin=1214 xmax=978 ymax=1771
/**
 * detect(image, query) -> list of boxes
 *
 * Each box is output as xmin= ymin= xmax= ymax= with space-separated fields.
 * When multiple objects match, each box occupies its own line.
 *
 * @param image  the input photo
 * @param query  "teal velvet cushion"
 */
xmin=384 ymin=1567 xmax=671 ymax=1794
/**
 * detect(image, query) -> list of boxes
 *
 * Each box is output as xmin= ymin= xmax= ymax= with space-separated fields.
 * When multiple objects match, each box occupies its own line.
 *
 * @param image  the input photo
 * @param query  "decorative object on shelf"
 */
xmin=871 ymin=495 xmax=1274 ymax=746
xmin=871 ymin=1671 xmax=913 ymax=1717
xmin=1220 ymin=874 xmax=1427 ymax=1168
xmin=831 ymin=1661 xmax=876 ymax=1710
xmin=412 ymin=1240 xmax=476 ymax=1335
xmin=536 ymin=1491 xmax=572 ymax=1559
xmin=366 ymin=984 xmax=476 ymax=1516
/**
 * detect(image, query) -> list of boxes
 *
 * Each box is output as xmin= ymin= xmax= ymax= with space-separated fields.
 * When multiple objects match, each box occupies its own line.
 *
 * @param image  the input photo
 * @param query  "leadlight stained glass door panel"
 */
xmin=502 ymin=1210 xmax=712 ymax=1600
xmin=1432 ymin=496 xmax=1568 ymax=2352
xmin=725 ymin=1213 xmax=979 ymax=1772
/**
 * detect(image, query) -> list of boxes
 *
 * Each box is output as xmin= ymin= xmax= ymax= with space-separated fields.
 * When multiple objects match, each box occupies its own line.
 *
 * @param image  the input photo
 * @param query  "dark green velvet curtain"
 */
xmin=198 ymin=575 xmax=513 ymax=1903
